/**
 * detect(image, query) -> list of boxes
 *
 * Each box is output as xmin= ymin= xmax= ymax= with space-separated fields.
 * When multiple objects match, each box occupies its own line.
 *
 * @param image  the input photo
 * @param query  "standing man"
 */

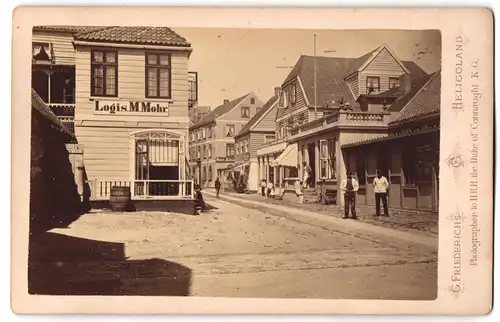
xmin=373 ymin=169 xmax=390 ymax=217
xmin=214 ymin=177 xmax=221 ymax=198
xmin=341 ymin=172 xmax=359 ymax=219
xmin=302 ymin=162 xmax=312 ymax=189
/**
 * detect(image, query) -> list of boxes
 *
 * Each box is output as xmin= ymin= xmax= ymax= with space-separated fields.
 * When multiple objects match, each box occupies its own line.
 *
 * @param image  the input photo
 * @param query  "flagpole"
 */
xmin=314 ymin=34 xmax=317 ymax=120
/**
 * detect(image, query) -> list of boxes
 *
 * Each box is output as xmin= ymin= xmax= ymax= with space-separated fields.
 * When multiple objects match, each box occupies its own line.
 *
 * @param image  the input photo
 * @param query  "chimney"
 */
xmin=399 ymin=73 xmax=412 ymax=94
xmin=223 ymin=99 xmax=230 ymax=104
xmin=274 ymin=87 xmax=281 ymax=96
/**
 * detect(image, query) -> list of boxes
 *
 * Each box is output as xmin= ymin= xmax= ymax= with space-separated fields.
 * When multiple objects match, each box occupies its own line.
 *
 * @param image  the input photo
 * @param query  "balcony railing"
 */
xmin=216 ymin=156 xmax=235 ymax=161
xmin=48 ymin=103 xmax=75 ymax=116
xmin=88 ymin=179 xmax=194 ymax=200
xmin=261 ymin=137 xmax=288 ymax=148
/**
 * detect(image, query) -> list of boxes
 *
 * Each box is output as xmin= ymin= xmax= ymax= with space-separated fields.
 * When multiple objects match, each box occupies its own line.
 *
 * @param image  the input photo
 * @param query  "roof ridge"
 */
xmin=75 ymin=26 xmax=116 ymax=37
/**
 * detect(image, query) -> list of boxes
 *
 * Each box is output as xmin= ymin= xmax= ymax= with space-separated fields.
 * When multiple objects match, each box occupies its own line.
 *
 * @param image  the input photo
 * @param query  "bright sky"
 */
xmin=173 ymin=28 xmax=442 ymax=110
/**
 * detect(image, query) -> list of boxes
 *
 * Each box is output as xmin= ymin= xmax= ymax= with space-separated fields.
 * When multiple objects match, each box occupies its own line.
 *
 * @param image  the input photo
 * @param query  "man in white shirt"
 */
xmin=340 ymin=172 xmax=359 ymax=220
xmin=373 ymin=169 xmax=390 ymax=217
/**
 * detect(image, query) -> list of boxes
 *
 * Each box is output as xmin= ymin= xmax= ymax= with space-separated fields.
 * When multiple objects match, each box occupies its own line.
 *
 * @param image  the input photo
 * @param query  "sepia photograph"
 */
xmin=11 ymin=6 xmax=493 ymax=315
xmin=28 ymin=25 xmax=441 ymax=299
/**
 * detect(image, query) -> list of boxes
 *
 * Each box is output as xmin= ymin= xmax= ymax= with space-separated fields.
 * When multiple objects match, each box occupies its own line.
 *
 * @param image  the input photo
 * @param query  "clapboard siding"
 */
xmin=345 ymin=74 xmax=360 ymax=99
xmin=276 ymin=78 xmax=308 ymax=122
xmin=32 ymin=31 xmax=76 ymax=65
xmin=253 ymin=100 xmax=278 ymax=131
xmin=249 ymin=132 xmax=267 ymax=157
xmin=76 ymin=126 xmax=131 ymax=181
xmin=359 ymin=48 xmax=406 ymax=95
xmin=75 ymin=46 xmax=190 ymax=123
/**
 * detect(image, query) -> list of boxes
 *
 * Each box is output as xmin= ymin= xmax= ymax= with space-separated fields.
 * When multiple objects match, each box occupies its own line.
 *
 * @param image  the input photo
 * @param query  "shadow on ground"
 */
xmin=28 ymin=231 xmax=192 ymax=296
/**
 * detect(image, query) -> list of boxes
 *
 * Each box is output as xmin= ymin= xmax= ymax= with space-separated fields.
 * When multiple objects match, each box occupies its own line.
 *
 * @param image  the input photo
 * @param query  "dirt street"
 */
xmin=31 ymin=196 xmax=437 ymax=299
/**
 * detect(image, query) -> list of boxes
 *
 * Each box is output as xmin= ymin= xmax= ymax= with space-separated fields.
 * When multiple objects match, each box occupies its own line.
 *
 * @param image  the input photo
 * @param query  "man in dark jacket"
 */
xmin=215 ymin=177 xmax=221 ymax=198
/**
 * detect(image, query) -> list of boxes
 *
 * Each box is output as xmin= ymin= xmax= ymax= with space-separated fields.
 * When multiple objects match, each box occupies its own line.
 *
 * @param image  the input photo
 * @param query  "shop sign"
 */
xmin=94 ymin=101 xmax=169 ymax=115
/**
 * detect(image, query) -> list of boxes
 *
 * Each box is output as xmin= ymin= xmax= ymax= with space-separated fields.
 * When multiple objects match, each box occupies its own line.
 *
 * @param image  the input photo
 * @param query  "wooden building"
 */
xmin=257 ymin=44 xmax=438 ymax=211
xmin=229 ymin=88 xmax=280 ymax=192
xmin=32 ymin=26 xmax=199 ymax=203
xmin=188 ymin=93 xmax=262 ymax=188
xmin=342 ymin=71 xmax=441 ymax=212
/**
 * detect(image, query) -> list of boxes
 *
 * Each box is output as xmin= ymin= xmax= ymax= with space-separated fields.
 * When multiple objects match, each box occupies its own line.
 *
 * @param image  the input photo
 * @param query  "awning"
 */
xmin=271 ymin=143 xmax=298 ymax=167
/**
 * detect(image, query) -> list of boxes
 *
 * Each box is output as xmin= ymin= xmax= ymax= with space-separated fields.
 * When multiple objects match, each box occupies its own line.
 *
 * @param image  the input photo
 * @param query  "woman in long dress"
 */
xmin=302 ymin=162 xmax=310 ymax=189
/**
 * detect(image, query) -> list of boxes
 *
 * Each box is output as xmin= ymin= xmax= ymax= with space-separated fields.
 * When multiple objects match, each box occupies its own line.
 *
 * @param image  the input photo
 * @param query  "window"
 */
xmin=208 ymin=144 xmax=213 ymax=158
xmin=265 ymin=135 xmax=275 ymax=143
xmin=208 ymin=166 xmax=213 ymax=182
xmin=203 ymin=166 xmax=207 ymax=181
xmin=250 ymin=97 xmax=256 ymax=104
xmin=145 ymin=53 xmax=171 ymax=98
xmin=356 ymin=153 xmax=367 ymax=186
xmin=319 ymin=139 xmax=337 ymax=179
xmin=225 ymin=124 xmax=235 ymax=137
xmin=291 ymin=83 xmax=297 ymax=104
xmin=389 ymin=77 xmax=399 ymax=90
xmin=91 ymin=50 xmax=118 ymax=97
xmin=366 ymin=77 xmax=380 ymax=94
xmin=298 ymin=113 xmax=306 ymax=125
xmin=32 ymin=42 xmax=52 ymax=61
xmin=203 ymin=145 xmax=207 ymax=159
xmin=403 ymin=147 xmax=416 ymax=185
xmin=197 ymin=146 xmax=201 ymax=159
xmin=241 ymin=106 xmax=250 ymax=118
xmin=279 ymin=90 xmax=288 ymax=108
xmin=207 ymin=126 xmax=212 ymax=138
xmin=226 ymin=143 xmax=235 ymax=157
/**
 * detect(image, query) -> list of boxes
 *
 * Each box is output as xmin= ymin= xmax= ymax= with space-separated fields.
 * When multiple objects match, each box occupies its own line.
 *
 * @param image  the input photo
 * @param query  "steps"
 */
xmin=302 ymin=188 xmax=318 ymax=204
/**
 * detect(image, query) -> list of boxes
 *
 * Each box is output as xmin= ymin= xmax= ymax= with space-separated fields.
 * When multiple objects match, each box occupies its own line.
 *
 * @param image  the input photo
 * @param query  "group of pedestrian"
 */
xmin=260 ymin=179 xmax=274 ymax=198
xmin=341 ymin=169 xmax=390 ymax=220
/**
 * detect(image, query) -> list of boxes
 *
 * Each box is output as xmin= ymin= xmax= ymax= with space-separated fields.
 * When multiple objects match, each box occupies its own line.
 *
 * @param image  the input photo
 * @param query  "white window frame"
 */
xmin=319 ymin=139 xmax=336 ymax=179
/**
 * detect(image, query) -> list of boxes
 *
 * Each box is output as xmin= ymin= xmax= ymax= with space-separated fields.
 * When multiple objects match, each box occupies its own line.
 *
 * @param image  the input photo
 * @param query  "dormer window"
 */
xmin=32 ymin=42 xmax=53 ymax=62
xmin=366 ymin=77 xmax=380 ymax=94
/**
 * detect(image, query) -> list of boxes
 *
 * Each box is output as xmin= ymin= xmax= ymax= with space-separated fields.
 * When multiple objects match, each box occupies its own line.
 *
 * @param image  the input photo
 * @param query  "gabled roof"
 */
xmin=31 ymin=89 xmax=75 ymax=140
xmin=190 ymin=93 xmax=250 ymax=129
xmin=389 ymin=70 xmax=441 ymax=126
xmin=281 ymin=52 xmax=429 ymax=109
xmin=34 ymin=26 xmax=191 ymax=47
xmin=236 ymin=94 xmax=279 ymax=138
xmin=284 ymin=55 xmax=360 ymax=108
xmin=344 ymin=46 xmax=380 ymax=78
xmin=345 ymin=45 xmax=410 ymax=78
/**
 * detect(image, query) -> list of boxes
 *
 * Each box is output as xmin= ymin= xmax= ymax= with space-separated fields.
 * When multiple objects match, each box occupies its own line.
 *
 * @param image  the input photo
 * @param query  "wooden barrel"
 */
xmin=109 ymin=186 xmax=131 ymax=212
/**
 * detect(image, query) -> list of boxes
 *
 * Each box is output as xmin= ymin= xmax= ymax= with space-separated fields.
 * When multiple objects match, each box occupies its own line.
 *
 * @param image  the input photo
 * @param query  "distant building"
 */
xmin=189 ymin=105 xmax=212 ymax=125
xmin=188 ymin=93 xmax=263 ymax=187
xmin=230 ymin=87 xmax=280 ymax=192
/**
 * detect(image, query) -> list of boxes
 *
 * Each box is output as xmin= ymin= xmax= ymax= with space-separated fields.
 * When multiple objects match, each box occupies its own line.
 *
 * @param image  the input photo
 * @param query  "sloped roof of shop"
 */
xmin=236 ymin=94 xmax=279 ymax=137
xmin=282 ymin=52 xmax=428 ymax=109
xmin=33 ymin=26 xmax=191 ymax=47
xmin=31 ymin=89 xmax=75 ymax=140
xmin=389 ymin=70 xmax=441 ymax=126
xmin=190 ymin=93 xmax=251 ymax=129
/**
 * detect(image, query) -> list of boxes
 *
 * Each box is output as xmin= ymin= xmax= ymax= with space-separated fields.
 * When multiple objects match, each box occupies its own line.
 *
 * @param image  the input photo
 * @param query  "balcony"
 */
xmin=216 ymin=156 xmax=235 ymax=162
xmin=289 ymin=111 xmax=390 ymax=142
